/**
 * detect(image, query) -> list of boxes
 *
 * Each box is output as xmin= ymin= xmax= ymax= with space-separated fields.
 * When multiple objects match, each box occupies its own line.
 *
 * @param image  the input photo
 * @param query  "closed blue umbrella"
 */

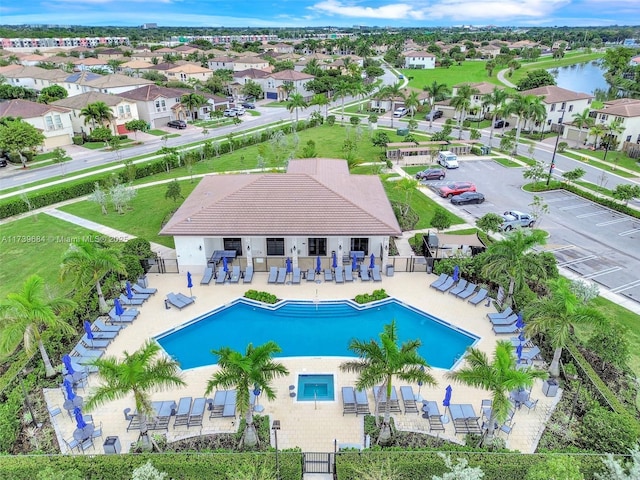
xmin=515 ymin=313 xmax=525 ymax=330
xmin=126 ymin=281 xmax=133 ymax=300
xmin=74 ymin=407 xmax=87 ymax=430
xmin=369 ymin=253 xmax=375 ymax=269
xmin=518 ymin=331 xmax=526 ymax=342
xmin=83 ymin=320 xmax=94 ymax=340
xmin=62 ymin=354 xmax=75 ymax=375
xmin=452 ymin=265 xmax=460 ymax=282
xmin=286 ymin=257 xmax=292 ymax=273
xmin=443 ymin=385 xmax=452 ymax=407
xmin=223 ymin=256 xmax=229 ymax=272
xmin=351 ymin=253 xmax=357 ymax=271
xmin=316 ymin=255 xmax=321 ymax=274
xmin=332 ymin=251 xmax=337 ymax=269
xmin=114 ymin=298 xmax=124 ymax=317
xmin=253 ymin=384 xmax=262 ymax=407
xmin=63 ymin=379 xmax=76 ymax=401
xmin=187 ymin=271 xmax=193 ymax=297
xmin=516 ymin=342 xmax=524 ymax=361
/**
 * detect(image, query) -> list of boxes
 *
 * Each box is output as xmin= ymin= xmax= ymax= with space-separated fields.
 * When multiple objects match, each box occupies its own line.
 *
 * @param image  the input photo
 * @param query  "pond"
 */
xmin=547 ymin=61 xmax=609 ymax=95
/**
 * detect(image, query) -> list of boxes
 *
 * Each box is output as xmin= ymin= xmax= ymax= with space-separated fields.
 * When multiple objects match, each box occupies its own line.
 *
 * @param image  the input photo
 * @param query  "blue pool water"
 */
xmin=298 ymin=374 xmax=334 ymax=401
xmin=156 ymin=299 xmax=477 ymax=370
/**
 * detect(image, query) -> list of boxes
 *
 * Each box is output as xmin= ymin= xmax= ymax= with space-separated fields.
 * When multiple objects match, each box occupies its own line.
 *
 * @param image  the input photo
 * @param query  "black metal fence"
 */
xmin=302 ymin=452 xmax=334 ymax=474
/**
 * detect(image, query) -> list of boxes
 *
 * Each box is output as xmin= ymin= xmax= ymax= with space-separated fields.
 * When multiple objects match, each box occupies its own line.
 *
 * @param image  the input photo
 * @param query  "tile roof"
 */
xmin=160 ymin=158 xmax=401 ymax=237
xmin=83 ymin=73 xmax=154 ymax=89
xmin=235 ymin=56 xmax=269 ymax=64
xmin=233 ymin=68 xmax=271 ymax=79
xmin=595 ymin=98 xmax=640 ymax=118
xmin=2 ymin=65 xmax=68 ymax=81
xmin=269 ymin=69 xmax=314 ymax=81
xmin=52 ymin=91 xmax=131 ymax=109
xmin=454 ymin=82 xmax=504 ymax=94
xmin=0 ymin=99 xmax=70 ymax=118
xmin=519 ymin=85 xmax=593 ymax=103
xmin=118 ymin=84 xmax=190 ymax=101
xmin=404 ymin=50 xmax=435 ymax=58
xmin=166 ymin=63 xmax=212 ymax=74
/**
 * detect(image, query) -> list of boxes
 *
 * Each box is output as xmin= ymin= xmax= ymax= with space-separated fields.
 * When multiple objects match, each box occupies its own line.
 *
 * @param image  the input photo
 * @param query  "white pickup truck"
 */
xmin=500 ymin=210 xmax=536 ymax=231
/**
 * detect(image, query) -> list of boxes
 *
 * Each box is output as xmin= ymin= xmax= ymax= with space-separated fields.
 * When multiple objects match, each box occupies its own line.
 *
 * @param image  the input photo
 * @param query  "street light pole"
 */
xmin=272 ymin=420 xmax=281 ymax=480
xmin=546 ymin=110 xmax=565 ymax=186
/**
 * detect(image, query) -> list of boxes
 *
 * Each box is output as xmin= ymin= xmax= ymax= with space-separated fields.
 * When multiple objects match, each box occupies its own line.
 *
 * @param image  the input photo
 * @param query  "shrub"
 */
xmin=244 ymin=290 xmax=278 ymax=304
xmin=579 ymin=406 xmax=640 ymax=453
xmin=326 ymin=115 xmax=336 ymax=126
xmin=72 ymin=136 xmax=84 ymax=146
xmin=354 ymin=289 xmax=389 ymax=304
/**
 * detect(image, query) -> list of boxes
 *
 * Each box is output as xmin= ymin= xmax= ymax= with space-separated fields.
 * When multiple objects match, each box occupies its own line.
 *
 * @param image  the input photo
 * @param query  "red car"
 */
xmin=437 ymin=181 xmax=476 ymax=198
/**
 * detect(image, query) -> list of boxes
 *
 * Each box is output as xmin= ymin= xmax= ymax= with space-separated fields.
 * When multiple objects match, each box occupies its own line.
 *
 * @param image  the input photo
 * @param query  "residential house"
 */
xmin=0 ymin=65 xmax=68 ymax=91
xmin=118 ymin=84 xmax=189 ymax=128
xmin=369 ymin=87 xmax=429 ymax=113
xmin=403 ymin=51 xmax=436 ymax=69
xmin=450 ymin=82 xmax=505 ymax=117
xmin=590 ymin=98 xmax=640 ymax=152
xmin=159 ymin=158 xmax=401 ymax=274
xmin=165 ymin=63 xmax=213 ymax=84
xmin=52 ymin=91 xmax=140 ymax=135
xmin=207 ymin=56 xmax=235 ymax=71
xmin=265 ymin=70 xmax=315 ymax=101
xmin=60 ymin=72 xmax=154 ymax=96
xmin=19 ymin=54 xmax=48 ymax=66
xmin=71 ymin=57 xmax=111 ymax=72
xmin=120 ymin=60 xmax=154 ymax=76
xmin=0 ymin=99 xmax=74 ymax=149
xmin=519 ymin=85 xmax=593 ymax=135
xmin=267 ymin=43 xmax=295 ymax=54
xmin=233 ymin=56 xmax=270 ymax=72
xmin=229 ymin=68 xmax=271 ymax=99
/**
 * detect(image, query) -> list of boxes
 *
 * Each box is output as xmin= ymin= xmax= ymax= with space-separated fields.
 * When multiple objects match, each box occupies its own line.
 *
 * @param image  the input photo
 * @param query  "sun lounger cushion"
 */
xmin=292 ymin=268 xmax=301 ymax=284
xmin=276 ymin=268 xmax=287 ymax=284
xmin=229 ymin=266 xmax=241 ymax=283
xmin=360 ymin=265 xmax=370 ymax=281
xmin=457 ymin=283 xmax=477 ymax=299
xmin=468 ymin=288 xmax=488 ymax=306
xmin=344 ymin=265 xmax=354 ymax=282
xmin=434 ymin=276 xmax=454 ymax=292
xmin=268 ymin=267 xmax=278 ymax=284
xmin=200 ymin=267 xmax=214 ymax=285
xmin=429 ymin=273 xmax=448 ymax=289
xmin=133 ymin=284 xmax=157 ymax=295
xmin=371 ymin=265 xmax=382 ymax=282
xmin=243 ymin=266 xmax=254 ymax=284
xmin=306 ymin=269 xmax=315 ymax=281
xmin=493 ymin=323 xmax=519 ymax=334
xmin=487 ymin=306 xmax=513 ymax=320
xmin=490 ymin=313 xmax=518 ymax=326
xmin=334 ymin=267 xmax=344 ymax=283
xmin=449 ymin=279 xmax=468 ymax=296
xmin=324 ymin=269 xmax=333 ymax=282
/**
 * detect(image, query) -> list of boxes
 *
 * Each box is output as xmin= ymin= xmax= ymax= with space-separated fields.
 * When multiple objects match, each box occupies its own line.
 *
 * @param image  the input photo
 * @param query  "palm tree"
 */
xmin=447 ymin=341 xmax=547 ymax=445
xmin=571 ymin=108 xmax=594 ymax=147
xmin=504 ymin=93 xmax=537 ymax=155
xmin=60 ymin=240 xmax=126 ymax=312
xmin=80 ymin=101 xmax=115 ymax=133
xmin=588 ymin=123 xmax=608 ymax=149
xmin=85 ymin=340 xmax=185 ymax=449
xmin=285 ymin=92 xmax=308 ymax=123
xmin=404 ymin=90 xmax=421 ymax=119
xmin=450 ymin=84 xmax=480 ymax=140
xmin=481 ymin=229 xmax=548 ymax=308
xmin=310 ymin=93 xmax=329 ymax=118
xmin=423 ymin=81 xmax=450 ymax=130
xmin=482 ymin=87 xmax=509 ymax=145
xmin=205 ymin=341 xmax=289 ymax=448
xmin=340 ymin=320 xmax=436 ymax=444
xmin=333 ymin=81 xmax=354 ymax=123
xmin=526 ymin=277 xmax=606 ymax=377
xmin=350 ymin=81 xmax=370 ymax=113
xmin=0 ymin=275 xmax=75 ymax=377
xmin=523 ymin=95 xmax=547 ymax=136
xmin=180 ymin=92 xmax=206 ymax=121
xmin=378 ymin=83 xmax=404 ymax=128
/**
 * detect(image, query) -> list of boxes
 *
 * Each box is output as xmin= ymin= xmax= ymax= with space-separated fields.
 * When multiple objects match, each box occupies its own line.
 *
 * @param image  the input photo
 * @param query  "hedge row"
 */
xmin=0 ymin=451 xmax=302 ymax=480
xmin=0 ymin=120 xmax=320 ymax=220
xmin=562 ymin=183 xmax=640 ymax=219
xmin=336 ymin=450 xmax=610 ymax=480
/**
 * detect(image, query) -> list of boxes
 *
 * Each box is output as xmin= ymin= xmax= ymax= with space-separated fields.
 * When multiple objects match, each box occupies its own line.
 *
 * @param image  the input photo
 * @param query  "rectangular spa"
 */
xmin=297 ymin=374 xmax=335 ymax=401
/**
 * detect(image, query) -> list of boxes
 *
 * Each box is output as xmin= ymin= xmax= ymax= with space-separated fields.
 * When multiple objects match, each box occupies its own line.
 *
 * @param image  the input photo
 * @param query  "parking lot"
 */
xmin=418 ymin=159 xmax=640 ymax=305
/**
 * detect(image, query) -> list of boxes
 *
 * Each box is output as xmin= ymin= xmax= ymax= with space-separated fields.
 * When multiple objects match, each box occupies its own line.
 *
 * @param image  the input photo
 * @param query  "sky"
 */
xmin=0 ymin=0 xmax=638 ymax=29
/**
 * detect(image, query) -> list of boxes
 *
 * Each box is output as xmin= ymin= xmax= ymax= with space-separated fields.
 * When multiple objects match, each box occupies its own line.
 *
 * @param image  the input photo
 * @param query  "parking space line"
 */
xmin=611 ymin=279 xmax=640 ymax=294
xmin=559 ymin=204 xmax=590 ymax=211
xmin=543 ymin=197 xmax=567 ymax=204
xmin=583 ymin=266 xmax=623 ymax=279
xmin=545 ymin=245 xmax=575 ymax=253
xmin=576 ymin=211 xmax=608 ymax=218
xmin=557 ymin=254 xmax=598 ymax=267
xmin=595 ymin=218 xmax=628 ymax=227
xmin=619 ymin=228 xmax=640 ymax=237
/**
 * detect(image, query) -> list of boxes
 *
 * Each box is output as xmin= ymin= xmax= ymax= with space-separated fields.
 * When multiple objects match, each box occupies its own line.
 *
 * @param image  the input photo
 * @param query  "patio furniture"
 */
xmin=188 ymin=397 xmax=206 ymax=428
xmin=344 ymin=265 xmax=354 ymax=282
xmin=490 ymin=313 xmax=519 ymax=326
xmin=433 ymin=276 xmax=454 ymax=292
xmin=493 ymin=323 xmax=520 ymax=334
xmin=222 ymin=390 xmax=236 ymax=417
xmin=499 ymin=421 xmax=515 ymax=439
xmin=107 ymin=306 xmax=138 ymax=323
xmin=93 ymin=319 xmax=124 ymax=333
xmin=229 ymin=265 xmax=241 ymax=283
xmin=268 ymin=266 xmax=278 ymax=283
xmin=119 ymin=294 xmax=145 ymax=306
xmin=132 ymin=283 xmax=157 ymax=295
xmin=334 ymin=266 xmax=344 ymax=283
xmin=355 ymin=389 xmax=370 ymax=415
xmin=276 ymin=267 xmax=287 ymax=284
xmin=373 ymin=386 xmax=402 ymax=413
xmin=173 ymin=397 xmax=193 ymax=428
xmin=342 ymin=387 xmax=357 ymax=416
xmin=522 ymin=398 xmax=538 ymax=413
xmin=215 ymin=267 xmax=227 ymax=284
xmin=200 ymin=267 xmax=214 ymax=285
xmin=306 ymin=269 xmax=315 ymax=282
xmin=371 ymin=265 xmax=382 ymax=282
xmin=421 ymin=401 xmax=445 ymax=432
xmin=208 ymin=391 xmax=226 ymax=418
xmin=79 ymin=334 xmax=111 ymax=350
xmin=324 ymin=269 xmax=333 ymax=282
xmin=487 ymin=306 xmax=513 ymax=321
xmin=448 ymin=279 xmax=468 ymax=296
xmin=468 ymin=288 xmax=488 ymax=306
xmin=292 ymin=267 xmax=302 ymax=284
xmin=429 ymin=273 xmax=448 ymax=289
xmin=243 ymin=266 xmax=254 ymax=284
xmin=71 ymin=343 xmax=104 ymax=359
xmin=166 ymin=292 xmax=194 ymax=310
xmin=399 ymin=386 xmax=419 ymax=414
xmin=456 ymin=283 xmax=477 ymax=299
xmin=359 ymin=265 xmax=370 ymax=281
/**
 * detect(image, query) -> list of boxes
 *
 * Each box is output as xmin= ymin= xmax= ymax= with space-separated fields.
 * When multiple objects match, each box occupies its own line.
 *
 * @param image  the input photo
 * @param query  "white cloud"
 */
xmin=310 ymin=0 xmax=426 ymax=20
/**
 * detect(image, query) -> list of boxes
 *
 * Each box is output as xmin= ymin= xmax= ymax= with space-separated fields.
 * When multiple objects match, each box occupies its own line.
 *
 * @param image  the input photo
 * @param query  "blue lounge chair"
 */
xmin=93 ymin=319 xmax=123 ymax=332
xmin=173 ymin=397 xmax=193 ymax=428
xmin=292 ymin=267 xmax=301 ymax=284
xmin=200 ymin=267 xmax=214 ymax=285
xmin=267 ymin=267 xmax=278 ymax=284
xmin=449 ymin=279 xmax=468 ymax=296
xmin=222 ymin=390 xmax=236 ymax=417
xmin=229 ymin=266 xmax=241 ymax=283
xmin=188 ymin=397 xmax=206 ymax=428
xmin=468 ymin=288 xmax=488 ymax=306
xmin=276 ymin=267 xmax=287 ymax=284
xmin=306 ymin=269 xmax=315 ymax=282
xmin=355 ymin=389 xmax=370 ymax=415
xmin=342 ymin=387 xmax=357 ymax=415
xmin=493 ymin=323 xmax=519 ymax=334
xmin=208 ymin=391 xmax=226 ymax=418
xmin=344 ymin=265 xmax=354 ymax=282
xmin=371 ymin=265 xmax=382 ymax=282
xmin=518 ymin=346 xmax=542 ymax=363
xmin=490 ymin=313 xmax=518 ymax=326
xmin=215 ymin=267 xmax=227 ymax=284
xmin=360 ymin=265 xmax=370 ymax=281
xmin=108 ymin=307 xmax=138 ymax=323
xmin=80 ymin=334 xmax=110 ymax=349
xmin=429 ymin=273 xmax=448 ymax=289
xmin=324 ymin=269 xmax=333 ymax=282
xmin=72 ymin=343 xmax=104 ymax=359
xmin=243 ymin=266 xmax=253 ymax=284
xmin=119 ymin=294 xmax=145 ymax=306
xmin=133 ymin=283 xmax=157 ymax=295
xmin=456 ymin=283 xmax=477 ymax=299
xmin=166 ymin=293 xmax=192 ymax=310
xmin=487 ymin=307 xmax=513 ymax=321
xmin=434 ymin=276 xmax=454 ymax=292
xmin=335 ymin=266 xmax=344 ymax=283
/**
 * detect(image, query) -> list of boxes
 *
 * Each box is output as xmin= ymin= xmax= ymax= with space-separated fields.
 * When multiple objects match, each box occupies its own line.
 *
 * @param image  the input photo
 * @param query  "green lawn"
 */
xmin=0 ymin=214 xmax=101 ymax=298
xmin=148 ymin=129 xmax=168 ymax=136
xmin=402 ymin=62 xmax=502 ymax=90
xmin=493 ymin=157 xmax=522 ymax=167
xmin=82 ymin=142 xmax=107 ymax=150
xmin=59 ymin=180 xmax=199 ymax=248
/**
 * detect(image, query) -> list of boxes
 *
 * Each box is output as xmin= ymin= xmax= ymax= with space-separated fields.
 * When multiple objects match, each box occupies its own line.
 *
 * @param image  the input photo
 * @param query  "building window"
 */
xmin=53 ymin=115 xmax=63 ymax=130
xmin=223 ymin=238 xmax=242 ymax=256
xmin=266 ymin=238 xmax=285 ymax=256
xmin=155 ymin=99 xmax=166 ymax=112
xmin=45 ymin=116 xmax=54 ymax=131
xmin=350 ymin=238 xmax=369 ymax=255
xmin=550 ymin=104 xmax=555 ymax=112
xmin=308 ymin=238 xmax=327 ymax=256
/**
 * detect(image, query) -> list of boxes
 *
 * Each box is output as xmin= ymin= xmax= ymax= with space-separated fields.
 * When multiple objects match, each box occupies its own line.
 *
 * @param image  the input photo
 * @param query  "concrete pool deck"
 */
xmin=46 ymin=271 xmax=560 ymax=455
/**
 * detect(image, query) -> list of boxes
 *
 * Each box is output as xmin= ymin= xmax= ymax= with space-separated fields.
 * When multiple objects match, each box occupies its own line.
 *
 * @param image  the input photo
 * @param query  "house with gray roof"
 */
xmin=0 ymin=99 xmax=74 ymax=149
xmin=160 ymin=158 xmax=401 ymax=274
xmin=518 ymin=85 xmax=593 ymax=134
xmin=590 ymin=98 xmax=640 ymax=153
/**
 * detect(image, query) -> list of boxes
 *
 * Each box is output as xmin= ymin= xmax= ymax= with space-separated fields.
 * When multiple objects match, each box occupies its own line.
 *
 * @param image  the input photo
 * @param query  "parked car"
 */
xmin=241 ymin=102 xmax=256 ymax=109
xmin=494 ymin=119 xmax=510 ymax=128
xmin=500 ymin=210 xmax=535 ymax=230
xmin=437 ymin=151 xmax=459 ymax=169
xmin=233 ymin=107 xmax=246 ymax=116
xmin=167 ymin=120 xmax=187 ymax=129
xmin=393 ymin=107 xmax=409 ymax=117
xmin=0 ymin=157 xmax=7 ymax=168
xmin=415 ymin=168 xmax=446 ymax=181
xmin=425 ymin=110 xmax=443 ymax=121
xmin=437 ymin=182 xmax=476 ymax=198
xmin=223 ymin=109 xmax=238 ymax=117
xmin=451 ymin=191 xmax=485 ymax=205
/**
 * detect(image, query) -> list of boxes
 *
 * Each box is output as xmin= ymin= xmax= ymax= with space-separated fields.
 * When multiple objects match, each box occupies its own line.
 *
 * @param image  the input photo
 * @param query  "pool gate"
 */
xmin=303 ymin=452 xmax=336 ymax=477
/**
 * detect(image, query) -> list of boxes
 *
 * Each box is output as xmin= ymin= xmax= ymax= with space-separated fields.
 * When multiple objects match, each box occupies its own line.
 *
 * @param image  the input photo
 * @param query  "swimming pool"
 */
xmin=155 ymin=298 xmax=478 ymax=370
